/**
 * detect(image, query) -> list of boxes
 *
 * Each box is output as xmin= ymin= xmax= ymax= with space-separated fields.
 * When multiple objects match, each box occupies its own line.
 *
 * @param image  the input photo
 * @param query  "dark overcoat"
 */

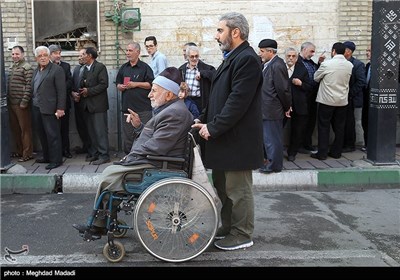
xmin=290 ymin=61 xmax=312 ymax=115
xmin=32 ymin=62 xmax=66 ymax=114
xmin=201 ymin=41 xmax=263 ymax=171
xmin=81 ymin=60 xmax=109 ymax=113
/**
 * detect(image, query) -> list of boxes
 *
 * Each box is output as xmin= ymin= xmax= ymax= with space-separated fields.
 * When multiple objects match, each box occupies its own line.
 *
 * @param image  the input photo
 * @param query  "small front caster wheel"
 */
xmin=103 ymin=240 xmax=125 ymax=263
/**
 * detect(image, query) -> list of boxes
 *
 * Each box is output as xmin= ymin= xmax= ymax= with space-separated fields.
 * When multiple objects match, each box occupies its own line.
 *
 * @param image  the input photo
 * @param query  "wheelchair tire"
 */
xmin=113 ymin=219 xmax=128 ymax=238
xmin=103 ymin=240 xmax=125 ymax=263
xmin=134 ymin=177 xmax=218 ymax=263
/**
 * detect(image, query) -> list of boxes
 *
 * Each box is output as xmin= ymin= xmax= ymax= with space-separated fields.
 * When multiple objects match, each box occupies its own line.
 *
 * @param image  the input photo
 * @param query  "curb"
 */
xmin=1 ymin=168 xmax=399 ymax=194
xmin=0 ymin=174 xmax=58 ymax=194
xmin=317 ymin=168 xmax=400 ymax=188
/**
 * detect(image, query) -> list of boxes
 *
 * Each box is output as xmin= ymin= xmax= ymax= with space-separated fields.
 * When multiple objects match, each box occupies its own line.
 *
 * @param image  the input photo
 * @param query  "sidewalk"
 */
xmin=1 ymin=147 xmax=399 ymax=194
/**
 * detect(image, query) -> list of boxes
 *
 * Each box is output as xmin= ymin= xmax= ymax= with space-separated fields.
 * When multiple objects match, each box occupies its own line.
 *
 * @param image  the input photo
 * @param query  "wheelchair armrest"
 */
xmin=146 ymin=155 xmax=185 ymax=163
xmin=146 ymin=155 xmax=185 ymax=169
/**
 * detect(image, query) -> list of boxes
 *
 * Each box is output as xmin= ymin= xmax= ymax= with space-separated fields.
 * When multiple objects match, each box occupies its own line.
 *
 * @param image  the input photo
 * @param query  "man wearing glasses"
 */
xmin=144 ymin=36 xmax=168 ymax=77
xmin=178 ymin=45 xmax=216 ymax=113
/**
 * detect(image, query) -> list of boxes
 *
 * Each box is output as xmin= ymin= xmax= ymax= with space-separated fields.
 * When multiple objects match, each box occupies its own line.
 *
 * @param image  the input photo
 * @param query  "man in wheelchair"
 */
xmin=73 ymin=67 xmax=194 ymax=238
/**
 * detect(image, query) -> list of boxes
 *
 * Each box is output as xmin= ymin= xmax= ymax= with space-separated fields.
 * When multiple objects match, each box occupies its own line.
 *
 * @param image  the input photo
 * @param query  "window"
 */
xmin=32 ymin=0 xmax=100 ymax=54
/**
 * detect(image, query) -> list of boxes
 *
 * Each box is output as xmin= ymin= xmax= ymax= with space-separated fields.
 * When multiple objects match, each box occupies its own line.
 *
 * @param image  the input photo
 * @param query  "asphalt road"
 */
xmin=1 ymin=188 xmax=399 ymax=271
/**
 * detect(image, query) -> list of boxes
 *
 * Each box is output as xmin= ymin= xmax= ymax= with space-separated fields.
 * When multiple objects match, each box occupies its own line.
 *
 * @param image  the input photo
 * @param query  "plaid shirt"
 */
xmin=185 ymin=66 xmax=200 ymax=97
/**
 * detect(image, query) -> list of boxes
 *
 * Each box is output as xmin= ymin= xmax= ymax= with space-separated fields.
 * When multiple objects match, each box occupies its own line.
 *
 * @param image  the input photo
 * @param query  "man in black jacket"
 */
xmin=284 ymin=47 xmax=312 ymax=162
xmin=49 ymin=44 xmax=73 ymax=158
xmin=192 ymin=12 xmax=263 ymax=251
xmin=79 ymin=47 xmax=110 ymax=165
xmin=258 ymin=39 xmax=292 ymax=173
xmin=342 ymin=41 xmax=366 ymax=152
xmin=32 ymin=46 xmax=66 ymax=169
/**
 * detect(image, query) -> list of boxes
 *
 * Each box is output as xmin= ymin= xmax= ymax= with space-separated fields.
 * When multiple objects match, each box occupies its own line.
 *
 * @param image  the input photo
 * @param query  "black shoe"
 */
xmin=287 ymin=155 xmax=296 ymax=162
xmin=310 ymin=153 xmax=327 ymax=160
xmin=74 ymin=147 xmax=88 ymax=154
xmin=35 ymin=158 xmax=50 ymax=164
xmin=72 ymin=224 xmax=106 ymax=235
xmin=45 ymin=163 xmax=61 ymax=170
xmin=73 ymin=223 xmax=89 ymax=234
xmin=298 ymin=147 xmax=312 ymax=154
xmin=328 ymin=152 xmax=341 ymax=159
xmin=85 ymin=155 xmax=99 ymax=162
xmin=304 ymin=145 xmax=317 ymax=152
xmin=360 ymin=146 xmax=367 ymax=152
xmin=63 ymin=151 xmax=72 ymax=158
xmin=342 ymin=147 xmax=355 ymax=153
xmin=259 ymin=167 xmax=281 ymax=174
xmin=92 ymin=158 xmax=110 ymax=165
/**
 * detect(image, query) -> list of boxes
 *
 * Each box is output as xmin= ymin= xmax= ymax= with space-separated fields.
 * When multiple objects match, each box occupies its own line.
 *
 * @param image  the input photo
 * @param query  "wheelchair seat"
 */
xmin=122 ymin=131 xmax=195 ymax=196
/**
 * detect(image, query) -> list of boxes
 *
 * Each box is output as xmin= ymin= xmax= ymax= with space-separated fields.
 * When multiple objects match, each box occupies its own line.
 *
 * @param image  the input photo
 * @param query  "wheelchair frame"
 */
xmin=81 ymin=132 xmax=218 ymax=263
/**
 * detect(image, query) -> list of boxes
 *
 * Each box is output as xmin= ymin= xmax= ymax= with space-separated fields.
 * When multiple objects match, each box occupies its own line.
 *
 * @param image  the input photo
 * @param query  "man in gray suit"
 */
xmin=32 ymin=46 xmax=66 ymax=170
xmin=73 ymin=67 xmax=193 ymax=237
xmin=79 ymin=47 xmax=110 ymax=165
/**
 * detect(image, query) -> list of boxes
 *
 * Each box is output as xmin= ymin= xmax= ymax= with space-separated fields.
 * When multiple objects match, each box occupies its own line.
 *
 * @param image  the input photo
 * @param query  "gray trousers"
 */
xmin=212 ymin=169 xmax=254 ymax=239
xmin=91 ymin=163 xmax=155 ymax=227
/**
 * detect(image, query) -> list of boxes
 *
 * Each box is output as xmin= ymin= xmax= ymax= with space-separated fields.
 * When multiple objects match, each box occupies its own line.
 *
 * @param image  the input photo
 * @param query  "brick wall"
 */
xmin=338 ymin=0 xmax=373 ymax=62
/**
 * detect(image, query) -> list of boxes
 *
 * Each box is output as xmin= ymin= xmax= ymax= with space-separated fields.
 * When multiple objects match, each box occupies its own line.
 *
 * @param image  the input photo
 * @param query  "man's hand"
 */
xmin=79 ymin=88 xmax=88 ymax=97
xmin=55 ymin=109 xmax=65 ymax=119
xmin=125 ymin=108 xmax=141 ymax=128
xmin=71 ymin=91 xmax=81 ymax=102
xmin=191 ymin=122 xmax=210 ymax=140
xmin=117 ymin=84 xmax=127 ymax=92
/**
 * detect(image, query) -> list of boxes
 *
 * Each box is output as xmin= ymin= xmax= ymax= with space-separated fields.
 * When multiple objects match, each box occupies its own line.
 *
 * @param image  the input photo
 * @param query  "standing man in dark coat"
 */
xmin=284 ymin=47 xmax=312 ymax=161
xmin=48 ymin=44 xmax=73 ymax=158
xmin=32 ymin=46 xmax=66 ymax=169
xmin=258 ymin=39 xmax=291 ymax=173
xmin=71 ymin=49 xmax=91 ymax=154
xmin=342 ymin=41 xmax=366 ymax=152
xmin=79 ymin=47 xmax=110 ymax=165
xmin=192 ymin=12 xmax=263 ymax=251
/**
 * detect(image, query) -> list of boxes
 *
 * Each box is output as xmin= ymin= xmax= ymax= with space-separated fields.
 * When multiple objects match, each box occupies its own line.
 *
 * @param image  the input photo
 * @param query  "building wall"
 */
xmin=4 ymin=0 xmax=398 ymax=151
xmin=1 ymin=0 xmax=373 ymax=70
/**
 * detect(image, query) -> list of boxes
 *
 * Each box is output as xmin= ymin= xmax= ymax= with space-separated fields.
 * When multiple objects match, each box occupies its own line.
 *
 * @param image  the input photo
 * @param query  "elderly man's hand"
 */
xmin=125 ymin=108 xmax=141 ymax=128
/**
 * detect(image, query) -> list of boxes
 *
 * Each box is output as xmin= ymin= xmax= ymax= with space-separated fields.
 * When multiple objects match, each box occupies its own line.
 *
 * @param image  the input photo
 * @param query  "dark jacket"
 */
xmin=362 ymin=62 xmax=371 ymax=109
xmin=261 ymin=55 xmax=292 ymax=120
xmin=32 ymin=62 xmax=66 ymax=114
xmin=122 ymin=99 xmax=193 ymax=168
xmin=57 ymin=61 xmax=73 ymax=109
xmin=348 ymin=56 xmax=366 ymax=108
xmin=200 ymin=41 xmax=264 ymax=171
xmin=178 ymin=60 xmax=216 ymax=111
xmin=290 ymin=61 xmax=312 ymax=115
xmin=81 ymin=60 xmax=109 ymax=113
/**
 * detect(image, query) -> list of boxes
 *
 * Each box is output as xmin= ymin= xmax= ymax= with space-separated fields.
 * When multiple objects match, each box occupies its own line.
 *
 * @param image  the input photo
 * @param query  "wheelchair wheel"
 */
xmin=134 ymin=178 xmax=218 ymax=263
xmin=113 ymin=219 xmax=128 ymax=238
xmin=103 ymin=240 xmax=125 ymax=263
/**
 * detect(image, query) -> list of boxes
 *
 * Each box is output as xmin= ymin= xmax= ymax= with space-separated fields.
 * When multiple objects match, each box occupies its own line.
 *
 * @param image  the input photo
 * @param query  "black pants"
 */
xmin=317 ymin=103 xmax=347 ymax=158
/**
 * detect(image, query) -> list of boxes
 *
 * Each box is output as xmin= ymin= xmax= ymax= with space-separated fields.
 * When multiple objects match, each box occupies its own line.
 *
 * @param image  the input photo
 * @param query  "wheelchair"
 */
xmin=81 ymin=132 xmax=219 ymax=263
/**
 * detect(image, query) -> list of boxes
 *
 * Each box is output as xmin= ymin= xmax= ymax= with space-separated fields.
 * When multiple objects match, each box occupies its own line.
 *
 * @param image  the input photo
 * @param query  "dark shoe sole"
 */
xmin=310 ymin=153 xmax=327 ymax=160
